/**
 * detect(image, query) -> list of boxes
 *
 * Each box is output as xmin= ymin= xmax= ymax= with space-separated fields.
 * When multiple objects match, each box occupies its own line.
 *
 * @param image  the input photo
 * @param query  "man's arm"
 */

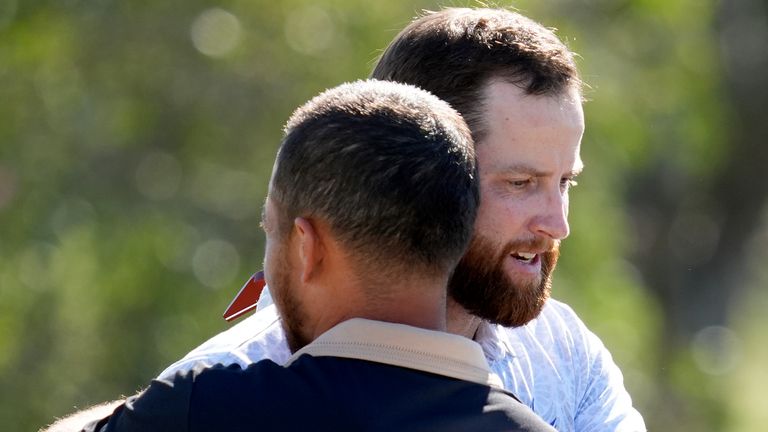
xmin=40 ymin=400 xmax=124 ymax=432
xmin=496 ymin=299 xmax=646 ymax=431
xmin=549 ymin=300 xmax=646 ymax=431
xmin=157 ymin=304 xmax=289 ymax=380
xmin=574 ymin=324 xmax=646 ymax=431
xmin=42 ymin=305 xmax=287 ymax=431
xmin=57 ymin=374 xmax=194 ymax=432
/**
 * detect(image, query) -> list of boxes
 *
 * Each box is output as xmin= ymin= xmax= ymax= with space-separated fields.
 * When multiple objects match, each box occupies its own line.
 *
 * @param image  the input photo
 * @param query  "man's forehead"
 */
xmin=480 ymin=80 xmax=583 ymax=124
xmin=477 ymin=81 xmax=584 ymax=165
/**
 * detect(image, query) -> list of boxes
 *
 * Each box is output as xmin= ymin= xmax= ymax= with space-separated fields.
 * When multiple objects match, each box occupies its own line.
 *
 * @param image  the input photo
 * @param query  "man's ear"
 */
xmin=293 ymin=217 xmax=324 ymax=283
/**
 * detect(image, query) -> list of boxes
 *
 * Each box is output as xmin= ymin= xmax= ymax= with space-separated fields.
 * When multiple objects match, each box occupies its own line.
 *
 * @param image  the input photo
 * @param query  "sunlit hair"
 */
xmin=271 ymin=80 xmax=478 ymax=277
xmin=371 ymin=7 xmax=582 ymax=143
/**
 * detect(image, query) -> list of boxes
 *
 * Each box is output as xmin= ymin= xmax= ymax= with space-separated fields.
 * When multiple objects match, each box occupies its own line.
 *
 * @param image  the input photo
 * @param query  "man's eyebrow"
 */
xmin=495 ymin=164 xmax=549 ymax=177
xmin=494 ymin=161 xmax=585 ymax=177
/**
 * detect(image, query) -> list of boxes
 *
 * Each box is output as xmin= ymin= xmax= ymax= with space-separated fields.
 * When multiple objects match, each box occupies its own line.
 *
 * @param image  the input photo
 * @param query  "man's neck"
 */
xmin=446 ymin=297 xmax=482 ymax=339
xmin=309 ymin=272 xmax=449 ymax=338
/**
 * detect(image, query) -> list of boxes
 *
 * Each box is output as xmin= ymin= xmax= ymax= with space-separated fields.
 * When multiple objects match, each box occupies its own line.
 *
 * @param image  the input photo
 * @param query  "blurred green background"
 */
xmin=1 ymin=0 xmax=766 ymax=430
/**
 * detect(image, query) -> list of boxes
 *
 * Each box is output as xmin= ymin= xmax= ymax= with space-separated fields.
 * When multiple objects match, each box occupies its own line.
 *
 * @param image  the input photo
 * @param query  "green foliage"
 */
xmin=0 ymin=1 xmax=760 ymax=431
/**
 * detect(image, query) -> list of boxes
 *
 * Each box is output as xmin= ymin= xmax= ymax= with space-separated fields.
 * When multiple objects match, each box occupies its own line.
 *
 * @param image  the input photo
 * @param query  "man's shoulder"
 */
xmin=158 ymin=305 xmax=289 ymax=379
xmin=487 ymin=299 xmax=645 ymax=432
xmin=489 ymin=298 xmax=610 ymax=373
xmin=198 ymin=304 xmax=284 ymax=350
xmin=480 ymin=298 xmax=621 ymax=431
xmin=489 ymin=298 xmax=589 ymax=348
xmin=527 ymin=298 xmax=585 ymax=331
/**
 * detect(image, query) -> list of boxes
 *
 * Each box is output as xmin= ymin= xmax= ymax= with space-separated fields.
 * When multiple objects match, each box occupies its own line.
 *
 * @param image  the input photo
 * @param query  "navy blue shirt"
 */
xmin=85 ymin=355 xmax=555 ymax=431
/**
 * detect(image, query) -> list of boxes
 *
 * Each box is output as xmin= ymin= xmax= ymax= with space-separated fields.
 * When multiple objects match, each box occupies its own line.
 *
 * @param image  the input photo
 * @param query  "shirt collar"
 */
xmin=474 ymin=320 xmax=507 ymax=362
xmin=286 ymin=318 xmax=502 ymax=388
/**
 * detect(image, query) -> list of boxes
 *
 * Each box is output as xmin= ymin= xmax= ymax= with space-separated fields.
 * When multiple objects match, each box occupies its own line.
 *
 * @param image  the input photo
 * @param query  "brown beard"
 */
xmin=269 ymin=244 xmax=311 ymax=354
xmin=448 ymin=234 xmax=559 ymax=327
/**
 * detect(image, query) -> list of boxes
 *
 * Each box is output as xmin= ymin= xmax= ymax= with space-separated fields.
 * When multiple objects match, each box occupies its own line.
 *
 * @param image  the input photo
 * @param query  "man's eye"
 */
xmin=508 ymin=179 xmax=529 ymax=188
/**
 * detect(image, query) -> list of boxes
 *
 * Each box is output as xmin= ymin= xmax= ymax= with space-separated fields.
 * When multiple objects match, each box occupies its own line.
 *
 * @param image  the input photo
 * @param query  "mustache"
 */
xmin=500 ymin=237 xmax=559 ymax=257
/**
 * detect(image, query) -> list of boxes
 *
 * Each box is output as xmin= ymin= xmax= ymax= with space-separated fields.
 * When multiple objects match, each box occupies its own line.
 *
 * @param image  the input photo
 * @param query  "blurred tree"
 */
xmin=618 ymin=0 xmax=768 ymax=429
xmin=1 ymin=1 xmax=763 ymax=432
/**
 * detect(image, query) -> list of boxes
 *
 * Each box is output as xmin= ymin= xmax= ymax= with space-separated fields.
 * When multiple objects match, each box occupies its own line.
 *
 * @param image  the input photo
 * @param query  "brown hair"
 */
xmin=271 ymin=80 xmax=478 ymax=276
xmin=371 ymin=7 xmax=581 ymax=143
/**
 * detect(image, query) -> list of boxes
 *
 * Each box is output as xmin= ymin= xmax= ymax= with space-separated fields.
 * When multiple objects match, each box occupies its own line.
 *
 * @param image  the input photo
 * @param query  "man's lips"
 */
xmin=507 ymin=252 xmax=543 ymax=275
xmin=511 ymin=251 xmax=537 ymax=264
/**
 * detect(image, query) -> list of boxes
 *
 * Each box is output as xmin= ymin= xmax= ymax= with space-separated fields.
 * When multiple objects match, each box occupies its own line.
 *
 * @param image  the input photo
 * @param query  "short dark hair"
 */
xmin=270 ymin=80 xmax=478 ymax=277
xmin=371 ymin=7 xmax=581 ymax=143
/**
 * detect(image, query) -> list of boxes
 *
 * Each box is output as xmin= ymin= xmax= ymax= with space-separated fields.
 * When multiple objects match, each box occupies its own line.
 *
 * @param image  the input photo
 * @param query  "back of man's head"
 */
xmin=371 ymin=7 xmax=582 ymax=142
xmin=270 ymin=79 xmax=478 ymax=280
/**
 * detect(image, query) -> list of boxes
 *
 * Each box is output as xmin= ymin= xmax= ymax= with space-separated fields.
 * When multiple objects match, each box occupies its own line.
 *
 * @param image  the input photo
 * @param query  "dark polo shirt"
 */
xmin=84 ymin=319 xmax=556 ymax=432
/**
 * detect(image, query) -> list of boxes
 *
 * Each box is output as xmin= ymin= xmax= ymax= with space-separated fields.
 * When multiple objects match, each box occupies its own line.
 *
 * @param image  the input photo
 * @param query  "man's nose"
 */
xmin=530 ymin=190 xmax=570 ymax=240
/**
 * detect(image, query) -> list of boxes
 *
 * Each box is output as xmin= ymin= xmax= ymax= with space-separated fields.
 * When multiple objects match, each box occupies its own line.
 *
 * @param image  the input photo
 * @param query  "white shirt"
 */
xmin=160 ymin=298 xmax=646 ymax=432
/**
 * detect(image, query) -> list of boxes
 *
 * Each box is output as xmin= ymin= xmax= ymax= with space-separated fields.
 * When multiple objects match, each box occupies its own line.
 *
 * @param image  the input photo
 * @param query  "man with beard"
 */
xmin=167 ymin=9 xmax=644 ymax=431
xmin=46 ymin=7 xmax=645 ymax=432
xmin=75 ymin=80 xmax=557 ymax=432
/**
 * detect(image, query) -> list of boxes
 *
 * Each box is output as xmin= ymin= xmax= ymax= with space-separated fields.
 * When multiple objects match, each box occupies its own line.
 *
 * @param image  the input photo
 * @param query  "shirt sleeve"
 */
xmin=157 ymin=304 xmax=288 ymax=380
xmin=80 ymin=372 xmax=194 ymax=432
xmin=559 ymin=303 xmax=646 ymax=432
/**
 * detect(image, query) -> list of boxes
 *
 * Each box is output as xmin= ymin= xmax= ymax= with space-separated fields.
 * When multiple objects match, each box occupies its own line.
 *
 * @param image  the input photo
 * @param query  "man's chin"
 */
xmin=490 ymin=290 xmax=549 ymax=327
xmin=448 ymin=235 xmax=558 ymax=327
xmin=448 ymin=270 xmax=553 ymax=327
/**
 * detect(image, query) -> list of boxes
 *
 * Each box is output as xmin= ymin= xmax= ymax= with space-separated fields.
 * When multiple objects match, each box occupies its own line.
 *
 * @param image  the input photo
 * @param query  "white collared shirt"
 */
xmin=160 ymin=297 xmax=646 ymax=431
